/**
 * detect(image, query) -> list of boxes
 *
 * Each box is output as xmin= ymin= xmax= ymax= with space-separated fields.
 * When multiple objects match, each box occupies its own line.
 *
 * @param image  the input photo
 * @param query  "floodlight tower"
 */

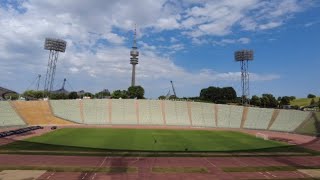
xmin=130 ymin=26 xmax=139 ymax=87
xmin=234 ymin=50 xmax=254 ymax=106
xmin=36 ymin=74 xmax=41 ymax=91
xmin=43 ymin=38 xmax=67 ymax=93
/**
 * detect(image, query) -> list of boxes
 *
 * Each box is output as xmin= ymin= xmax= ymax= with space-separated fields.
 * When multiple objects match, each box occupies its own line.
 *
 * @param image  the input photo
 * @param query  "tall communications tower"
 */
xmin=234 ymin=50 xmax=254 ymax=105
xmin=130 ymin=26 xmax=139 ymax=87
xmin=43 ymin=38 xmax=67 ymax=93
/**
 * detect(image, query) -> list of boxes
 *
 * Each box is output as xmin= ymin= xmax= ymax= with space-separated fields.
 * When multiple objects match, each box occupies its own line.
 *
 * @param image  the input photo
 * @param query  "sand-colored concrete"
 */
xmin=0 ymin=170 xmax=46 ymax=180
xmin=11 ymin=101 xmax=75 ymax=125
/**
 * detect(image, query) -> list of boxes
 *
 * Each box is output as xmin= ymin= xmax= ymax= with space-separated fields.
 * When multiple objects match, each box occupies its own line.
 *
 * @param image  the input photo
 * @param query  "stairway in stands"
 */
xmin=12 ymin=101 xmax=75 ymax=125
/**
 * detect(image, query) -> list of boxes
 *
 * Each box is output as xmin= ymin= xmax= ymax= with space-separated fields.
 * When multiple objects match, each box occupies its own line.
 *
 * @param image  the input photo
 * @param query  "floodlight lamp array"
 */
xmin=235 ymin=50 xmax=254 ymax=61
xmin=44 ymin=38 xmax=67 ymax=52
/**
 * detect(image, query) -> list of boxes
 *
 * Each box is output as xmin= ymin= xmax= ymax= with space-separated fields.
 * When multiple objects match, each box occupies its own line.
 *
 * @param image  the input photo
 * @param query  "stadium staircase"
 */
xmin=11 ymin=101 xmax=75 ymax=125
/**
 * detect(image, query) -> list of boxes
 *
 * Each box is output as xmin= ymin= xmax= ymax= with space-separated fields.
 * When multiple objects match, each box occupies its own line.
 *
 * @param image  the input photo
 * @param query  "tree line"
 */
xmin=19 ymin=86 xmax=145 ymax=100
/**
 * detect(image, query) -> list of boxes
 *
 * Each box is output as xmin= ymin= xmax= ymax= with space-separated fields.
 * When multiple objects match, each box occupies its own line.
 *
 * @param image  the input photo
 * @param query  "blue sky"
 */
xmin=0 ymin=0 xmax=319 ymax=98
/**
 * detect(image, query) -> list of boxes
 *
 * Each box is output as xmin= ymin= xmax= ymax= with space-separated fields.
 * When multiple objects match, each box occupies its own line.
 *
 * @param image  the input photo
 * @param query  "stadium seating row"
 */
xmin=48 ymin=99 xmax=311 ymax=133
xmin=0 ymin=99 xmax=312 ymax=133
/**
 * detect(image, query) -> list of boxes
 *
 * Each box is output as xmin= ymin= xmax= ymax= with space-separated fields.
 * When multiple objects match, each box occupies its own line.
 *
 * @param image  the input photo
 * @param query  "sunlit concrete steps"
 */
xmin=11 ymin=101 xmax=74 ymax=125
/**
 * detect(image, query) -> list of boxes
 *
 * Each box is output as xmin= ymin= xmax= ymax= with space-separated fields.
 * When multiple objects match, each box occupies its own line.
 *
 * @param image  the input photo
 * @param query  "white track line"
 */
xmin=46 ymin=172 xmax=55 ymax=179
xmin=204 ymin=158 xmax=216 ymax=167
xmin=91 ymin=173 xmax=97 ymax=180
xmin=129 ymin=157 xmax=140 ymax=165
xmin=99 ymin=156 xmax=108 ymax=167
xmin=232 ymin=157 xmax=248 ymax=167
xmin=81 ymin=172 xmax=88 ymax=180
xmin=88 ymin=156 xmax=108 ymax=180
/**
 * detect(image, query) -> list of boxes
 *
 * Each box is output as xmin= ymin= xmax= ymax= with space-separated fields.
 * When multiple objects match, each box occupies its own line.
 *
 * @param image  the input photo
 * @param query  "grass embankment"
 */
xmin=290 ymin=97 xmax=320 ymax=107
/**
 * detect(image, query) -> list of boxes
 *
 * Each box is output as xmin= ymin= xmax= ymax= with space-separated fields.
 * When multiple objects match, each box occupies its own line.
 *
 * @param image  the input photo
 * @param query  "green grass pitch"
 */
xmin=1 ymin=128 xmax=290 ymax=152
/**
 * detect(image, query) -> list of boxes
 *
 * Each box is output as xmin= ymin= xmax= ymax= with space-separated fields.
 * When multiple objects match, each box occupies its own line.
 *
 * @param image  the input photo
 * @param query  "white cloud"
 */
xmin=1 ymin=0 xmax=312 ymax=97
xmin=259 ymin=22 xmax=282 ymax=30
xmin=212 ymin=37 xmax=251 ymax=46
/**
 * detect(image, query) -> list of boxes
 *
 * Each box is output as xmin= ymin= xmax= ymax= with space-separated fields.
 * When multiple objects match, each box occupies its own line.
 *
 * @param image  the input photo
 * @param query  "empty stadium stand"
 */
xmin=138 ymin=100 xmax=164 ymax=125
xmin=244 ymin=107 xmax=273 ymax=130
xmin=191 ymin=102 xmax=216 ymax=127
xmin=12 ymin=101 xmax=74 ymax=125
xmin=0 ymin=101 xmax=26 ymax=127
xmin=164 ymin=101 xmax=190 ymax=126
xmin=82 ymin=99 xmax=110 ymax=124
xmin=50 ymin=100 xmax=82 ymax=123
xmin=270 ymin=110 xmax=310 ymax=132
xmin=217 ymin=104 xmax=243 ymax=128
xmin=1 ymin=99 xmax=314 ymax=134
xmin=111 ymin=99 xmax=137 ymax=125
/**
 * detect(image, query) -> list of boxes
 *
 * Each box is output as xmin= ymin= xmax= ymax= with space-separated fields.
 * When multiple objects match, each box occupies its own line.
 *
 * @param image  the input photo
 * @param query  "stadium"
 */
xmin=1 ymin=99 xmax=320 ymax=179
xmin=1 ymin=1 xmax=320 ymax=180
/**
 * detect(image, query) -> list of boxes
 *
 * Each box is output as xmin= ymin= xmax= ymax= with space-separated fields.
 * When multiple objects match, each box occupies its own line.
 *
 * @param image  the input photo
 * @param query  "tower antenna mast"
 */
xmin=36 ymin=74 xmax=41 ymax=91
xmin=130 ymin=24 xmax=139 ymax=87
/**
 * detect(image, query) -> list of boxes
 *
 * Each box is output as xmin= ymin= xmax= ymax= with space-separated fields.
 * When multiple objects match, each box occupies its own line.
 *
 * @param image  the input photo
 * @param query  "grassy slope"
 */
xmin=1 ymin=128 xmax=288 ymax=152
xmin=290 ymin=97 xmax=320 ymax=107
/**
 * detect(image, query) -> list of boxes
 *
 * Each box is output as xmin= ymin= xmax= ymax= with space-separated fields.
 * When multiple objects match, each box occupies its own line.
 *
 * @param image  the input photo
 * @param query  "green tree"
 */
xmin=158 ymin=95 xmax=166 ymax=100
xmin=260 ymin=96 xmax=270 ymax=108
xmin=289 ymin=96 xmax=296 ymax=101
xmin=95 ymin=89 xmax=110 ymax=99
xmin=111 ymin=90 xmax=128 ymax=99
xmin=250 ymin=95 xmax=261 ymax=106
xmin=280 ymin=96 xmax=291 ymax=106
xmin=111 ymin=90 xmax=122 ymax=99
xmin=318 ymin=98 xmax=320 ymax=108
xmin=4 ymin=93 xmax=19 ymax=100
xmin=127 ymin=86 xmax=145 ymax=99
xmin=261 ymin=94 xmax=278 ymax=108
xmin=199 ymin=86 xmax=237 ymax=103
xmin=68 ymin=91 xmax=79 ymax=99
xmin=222 ymin=87 xmax=237 ymax=101
xmin=277 ymin=97 xmax=282 ymax=101
xmin=308 ymin=94 xmax=316 ymax=98
xmin=23 ymin=90 xmax=44 ymax=99
xmin=169 ymin=95 xmax=177 ymax=100
xmin=310 ymin=98 xmax=315 ymax=105
xmin=50 ymin=93 xmax=68 ymax=100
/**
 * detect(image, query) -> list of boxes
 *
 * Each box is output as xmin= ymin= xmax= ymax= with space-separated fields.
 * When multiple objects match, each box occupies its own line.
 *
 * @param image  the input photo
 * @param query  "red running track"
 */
xmin=0 ymin=154 xmax=318 ymax=180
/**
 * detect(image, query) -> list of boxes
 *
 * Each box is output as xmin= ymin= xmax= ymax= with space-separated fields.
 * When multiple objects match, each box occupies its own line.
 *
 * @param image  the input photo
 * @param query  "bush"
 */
xmin=307 ymin=94 xmax=316 ymax=98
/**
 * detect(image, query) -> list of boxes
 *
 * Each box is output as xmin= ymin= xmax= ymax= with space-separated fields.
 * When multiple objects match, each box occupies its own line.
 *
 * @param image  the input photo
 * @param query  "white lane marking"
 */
xmin=232 ymin=157 xmax=248 ymax=167
xmin=91 ymin=173 xmax=97 ymax=180
xmin=46 ymin=172 xmax=55 ymax=179
xmin=88 ymin=156 xmax=108 ymax=180
xmin=204 ymin=158 xmax=216 ymax=167
xmin=82 ymin=172 xmax=88 ymax=180
xmin=99 ymin=156 xmax=108 ymax=167
xmin=129 ymin=157 xmax=140 ymax=165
